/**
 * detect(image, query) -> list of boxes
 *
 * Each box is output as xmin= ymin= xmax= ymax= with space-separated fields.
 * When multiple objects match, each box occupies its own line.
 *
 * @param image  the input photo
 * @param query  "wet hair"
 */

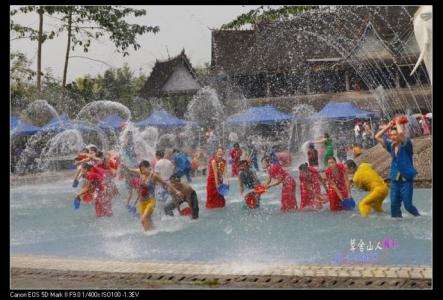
xmin=345 ymin=160 xmax=357 ymax=171
xmin=169 ymin=173 xmax=180 ymax=182
xmin=298 ymin=162 xmax=309 ymax=172
xmin=327 ymin=156 xmax=337 ymax=163
xmin=324 ymin=133 xmax=330 ymax=139
xmin=261 ymin=156 xmax=271 ymax=163
xmin=83 ymin=164 xmax=93 ymax=172
xmin=139 ymin=160 xmax=150 ymax=169
xmin=96 ymin=151 xmax=104 ymax=158
xmin=89 ymin=146 xmax=98 ymax=153
xmin=156 ymin=150 xmax=164 ymax=158
xmin=239 ymin=160 xmax=249 ymax=166
xmin=308 ymin=143 xmax=315 ymax=149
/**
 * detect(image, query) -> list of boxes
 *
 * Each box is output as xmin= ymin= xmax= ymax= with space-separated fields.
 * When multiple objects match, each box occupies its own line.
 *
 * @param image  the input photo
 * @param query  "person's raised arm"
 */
xmin=74 ymin=157 xmax=91 ymax=166
xmin=120 ymin=164 xmax=140 ymax=175
xmin=153 ymin=173 xmax=183 ymax=199
xmin=395 ymin=119 xmax=406 ymax=143
xmin=375 ymin=121 xmax=392 ymax=147
xmin=267 ymin=174 xmax=284 ymax=188
xmin=313 ymin=137 xmax=326 ymax=144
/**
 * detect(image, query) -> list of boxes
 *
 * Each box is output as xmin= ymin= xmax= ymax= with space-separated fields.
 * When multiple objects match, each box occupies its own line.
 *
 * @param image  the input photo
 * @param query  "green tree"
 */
xmin=10 ymin=52 xmax=38 ymax=112
xmin=11 ymin=6 xmax=58 ymax=93
xmin=221 ymin=5 xmax=318 ymax=30
xmin=50 ymin=6 xmax=159 ymax=90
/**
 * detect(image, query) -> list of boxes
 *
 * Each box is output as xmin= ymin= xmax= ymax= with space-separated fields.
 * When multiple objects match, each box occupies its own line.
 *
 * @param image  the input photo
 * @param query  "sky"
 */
xmin=10 ymin=5 xmax=262 ymax=82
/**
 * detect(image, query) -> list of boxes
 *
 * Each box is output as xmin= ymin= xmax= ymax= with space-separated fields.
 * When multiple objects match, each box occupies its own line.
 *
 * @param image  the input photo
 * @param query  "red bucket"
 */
xmin=245 ymin=193 xmax=258 ymax=208
xmin=82 ymin=192 xmax=93 ymax=203
xmin=254 ymin=184 xmax=267 ymax=195
xmin=181 ymin=207 xmax=191 ymax=216
xmin=394 ymin=116 xmax=409 ymax=124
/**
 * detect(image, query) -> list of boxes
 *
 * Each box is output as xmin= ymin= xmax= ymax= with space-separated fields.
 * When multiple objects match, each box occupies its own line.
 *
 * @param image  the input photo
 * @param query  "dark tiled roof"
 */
xmin=140 ymin=49 xmax=202 ymax=97
xmin=211 ymin=6 xmax=419 ymax=75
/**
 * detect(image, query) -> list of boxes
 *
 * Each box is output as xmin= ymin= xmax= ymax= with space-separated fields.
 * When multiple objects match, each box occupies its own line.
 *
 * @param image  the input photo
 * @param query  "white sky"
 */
xmin=10 ymin=5 xmax=262 ymax=82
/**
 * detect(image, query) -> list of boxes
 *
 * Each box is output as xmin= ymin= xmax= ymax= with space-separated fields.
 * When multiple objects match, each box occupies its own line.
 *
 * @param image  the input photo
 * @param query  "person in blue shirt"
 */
xmin=238 ymin=160 xmax=261 ymax=209
xmin=247 ymin=140 xmax=259 ymax=171
xmin=172 ymin=149 xmax=192 ymax=183
xmin=375 ymin=118 xmax=420 ymax=218
xmin=269 ymin=145 xmax=280 ymax=165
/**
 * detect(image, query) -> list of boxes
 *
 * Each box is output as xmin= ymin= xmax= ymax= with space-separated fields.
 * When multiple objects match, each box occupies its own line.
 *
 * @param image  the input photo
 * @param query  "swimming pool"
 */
xmin=10 ymin=171 xmax=432 ymax=266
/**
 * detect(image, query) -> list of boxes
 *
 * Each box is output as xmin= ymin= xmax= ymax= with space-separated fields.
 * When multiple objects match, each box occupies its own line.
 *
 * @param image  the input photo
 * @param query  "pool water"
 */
xmin=10 ymin=171 xmax=432 ymax=266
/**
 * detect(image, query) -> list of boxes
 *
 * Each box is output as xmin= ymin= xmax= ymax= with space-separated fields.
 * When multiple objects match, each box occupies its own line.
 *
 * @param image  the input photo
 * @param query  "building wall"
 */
xmin=162 ymin=64 xmax=201 ymax=92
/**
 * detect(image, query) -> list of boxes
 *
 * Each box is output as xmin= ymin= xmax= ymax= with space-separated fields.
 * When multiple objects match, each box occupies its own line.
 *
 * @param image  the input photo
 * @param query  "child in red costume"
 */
xmin=262 ymin=156 xmax=297 ymax=212
xmin=324 ymin=156 xmax=351 ymax=212
xmin=229 ymin=143 xmax=242 ymax=177
xmin=298 ymin=163 xmax=328 ymax=210
xmin=206 ymin=147 xmax=228 ymax=209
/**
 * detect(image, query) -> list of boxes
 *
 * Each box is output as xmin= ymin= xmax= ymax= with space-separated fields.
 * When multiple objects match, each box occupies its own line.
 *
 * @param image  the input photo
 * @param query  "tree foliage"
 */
xmin=51 ymin=6 xmax=159 ymax=56
xmin=221 ymin=5 xmax=319 ymax=30
xmin=10 ymin=6 xmax=57 ymax=42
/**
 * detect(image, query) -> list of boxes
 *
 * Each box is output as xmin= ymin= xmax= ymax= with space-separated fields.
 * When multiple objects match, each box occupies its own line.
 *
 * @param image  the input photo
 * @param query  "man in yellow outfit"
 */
xmin=345 ymin=160 xmax=388 ymax=217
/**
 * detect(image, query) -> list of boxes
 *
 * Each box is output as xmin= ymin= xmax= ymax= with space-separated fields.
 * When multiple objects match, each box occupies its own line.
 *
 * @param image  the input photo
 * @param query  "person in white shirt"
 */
xmin=154 ymin=150 xmax=175 ymax=209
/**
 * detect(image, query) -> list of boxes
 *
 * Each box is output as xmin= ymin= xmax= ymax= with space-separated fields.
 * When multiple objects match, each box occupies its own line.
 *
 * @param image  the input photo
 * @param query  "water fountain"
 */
xmin=10 ymin=6 xmax=431 ymax=276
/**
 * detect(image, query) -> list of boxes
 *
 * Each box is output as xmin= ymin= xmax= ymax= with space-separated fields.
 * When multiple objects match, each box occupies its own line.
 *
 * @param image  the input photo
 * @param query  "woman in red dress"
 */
xmin=93 ymin=152 xmax=119 ymax=217
xmin=76 ymin=164 xmax=110 ymax=217
xmin=298 ymin=163 xmax=328 ymax=210
xmin=262 ymin=157 xmax=297 ymax=212
xmin=206 ymin=147 xmax=228 ymax=209
xmin=229 ymin=143 xmax=242 ymax=177
xmin=324 ymin=156 xmax=351 ymax=212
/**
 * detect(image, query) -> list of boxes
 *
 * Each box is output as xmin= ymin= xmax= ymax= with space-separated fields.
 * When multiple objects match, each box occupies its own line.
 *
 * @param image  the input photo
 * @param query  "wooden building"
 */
xmin=140 ymin=50 xmax=202 ymax=117
xmin=209 ymin=6 xmax=431 ymax=113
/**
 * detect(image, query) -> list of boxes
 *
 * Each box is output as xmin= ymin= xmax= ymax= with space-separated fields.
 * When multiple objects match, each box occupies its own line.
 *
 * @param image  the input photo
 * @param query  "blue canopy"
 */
xmin=226 ymin=105 xmax=292 ymax=125
xmin=11 ymin=120 xmax=42 ymax=136
xmin=46 ymin=113 xmax=71 ymax=126
xmin=135 ymin=110 xmax=193 ymax=128
xmin=98 ymin=114 xmax=126 ymax=129
xmin=311 ymin=102 xmax=379 ymax=121
xmin=10 ymin=116 xmax=20 ymax=129
xmin=42 ymin=113 xmax=94 ymax=132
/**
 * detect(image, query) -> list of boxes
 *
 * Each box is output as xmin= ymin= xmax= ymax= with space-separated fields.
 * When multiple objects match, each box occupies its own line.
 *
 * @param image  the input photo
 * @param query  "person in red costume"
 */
xmin=75 ymin=163 xmax=112 ymax=217
xmin=229 ymin=143 xmax=242 ymax=177
xmin=324 ymin=156 xmax=351 ymax=212
xmin=93 ymin=152 xmax=119 ymax=217
xmin=262 ymin=156 xmax=297 ymax=212
xmin=206 ymin=147 xmax=228 ymax=209
xmin=298 ymin=163 xmax=328 ymax=210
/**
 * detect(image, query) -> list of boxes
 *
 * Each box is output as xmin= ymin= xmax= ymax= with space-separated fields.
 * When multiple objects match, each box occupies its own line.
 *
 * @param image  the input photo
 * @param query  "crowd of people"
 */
xmin=68 ymin=114 xmax=423 ymax=232
xmin=299 ymin=117 xmax=421 ymax=218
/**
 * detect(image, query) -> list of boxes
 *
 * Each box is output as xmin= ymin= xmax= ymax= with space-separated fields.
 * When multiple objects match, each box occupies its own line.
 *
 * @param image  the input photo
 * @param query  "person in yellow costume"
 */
xmin=345 ymin=160 xmax=388 ymax=217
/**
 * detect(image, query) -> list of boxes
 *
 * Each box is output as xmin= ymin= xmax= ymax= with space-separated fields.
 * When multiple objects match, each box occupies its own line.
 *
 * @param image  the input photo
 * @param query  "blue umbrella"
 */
xmin=11 ymin=120 xmax=42 ymax=136
xmin=42 ymin=114 xmax=95 ymax=132
xmin=10 ymin=116 xmax=20 ymax=130
xmin=310 ymin=102 xmax=379 ymax=121
xmin=226 ymin=105 xmax=292 ymax=125
xmin=98 ymin=114 xmax=126 ymax=129
xmin=135 ymin=110 xmax=191 ymax=128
